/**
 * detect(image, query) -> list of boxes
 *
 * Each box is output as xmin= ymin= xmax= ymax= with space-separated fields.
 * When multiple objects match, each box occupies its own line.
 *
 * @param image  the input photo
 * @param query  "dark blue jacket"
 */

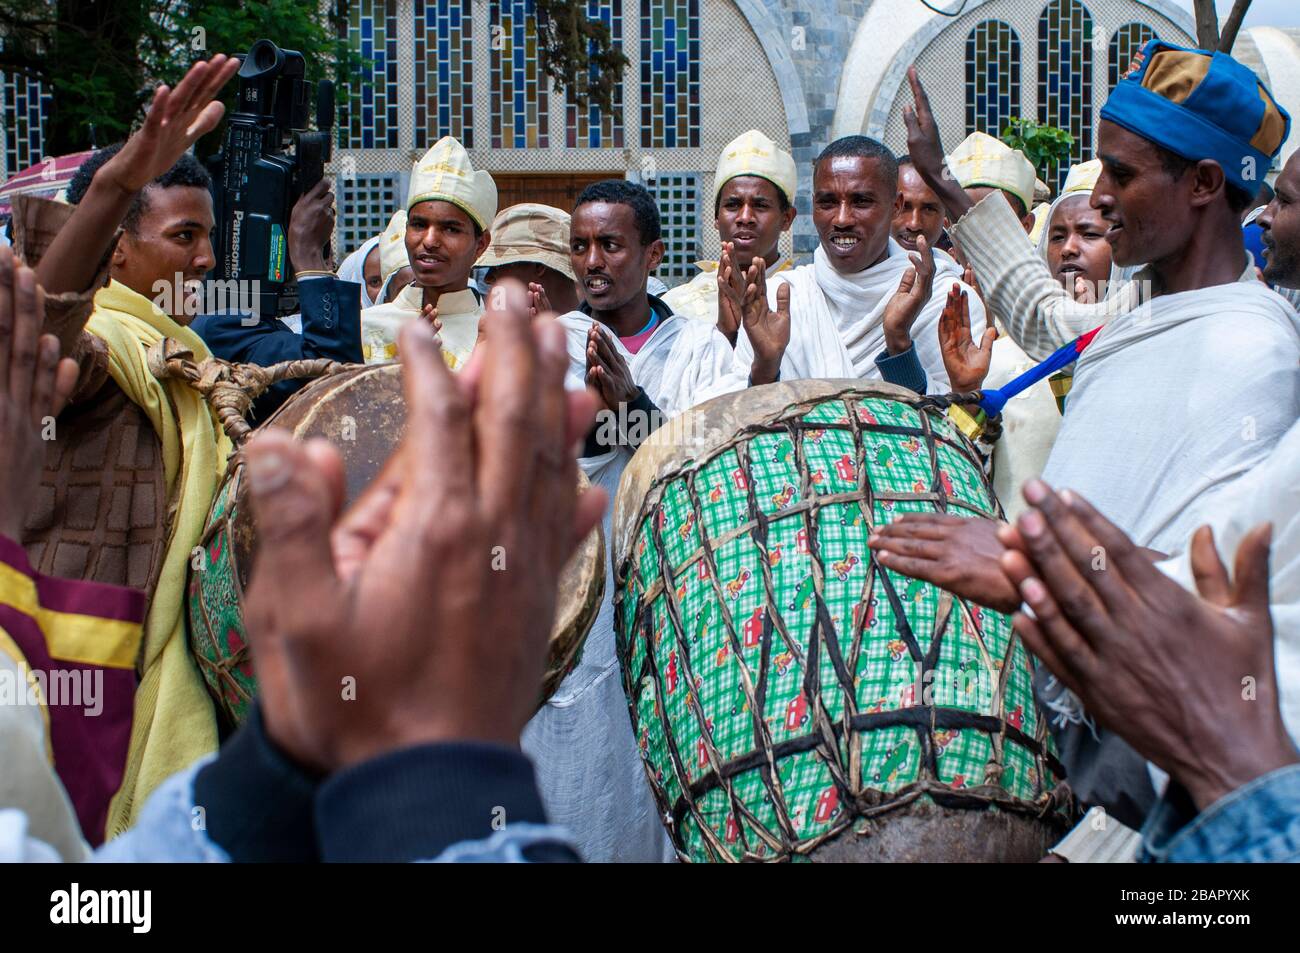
xmin=192 ymin=276 xmax=363 ymax=422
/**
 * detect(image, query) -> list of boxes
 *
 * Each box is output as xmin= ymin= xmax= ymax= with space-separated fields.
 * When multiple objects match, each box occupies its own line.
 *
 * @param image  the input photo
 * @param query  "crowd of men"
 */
xmin=1 ymin=37 xmax=1299 ymax=863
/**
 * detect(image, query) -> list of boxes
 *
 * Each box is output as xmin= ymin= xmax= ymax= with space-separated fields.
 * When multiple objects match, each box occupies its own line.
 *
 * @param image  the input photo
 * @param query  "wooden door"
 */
xmin=491 ymin=172 xmax=617 ymax=215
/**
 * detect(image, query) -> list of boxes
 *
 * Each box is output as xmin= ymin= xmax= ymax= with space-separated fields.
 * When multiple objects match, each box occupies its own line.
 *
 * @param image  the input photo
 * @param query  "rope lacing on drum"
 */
xmin=146 ymin=337 xmax=348 ymax=446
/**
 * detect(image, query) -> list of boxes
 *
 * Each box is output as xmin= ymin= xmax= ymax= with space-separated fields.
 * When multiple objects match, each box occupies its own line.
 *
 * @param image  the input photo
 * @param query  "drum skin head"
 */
xmin=187 ymin=363 xmax=604 ymax=727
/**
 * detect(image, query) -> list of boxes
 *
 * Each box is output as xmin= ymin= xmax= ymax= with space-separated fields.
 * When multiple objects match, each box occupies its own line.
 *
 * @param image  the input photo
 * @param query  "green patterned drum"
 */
xmin=612 ymin=380 xmax=1070 ymax=862
xmin=187 ymin=364 xmax=605 ymax=729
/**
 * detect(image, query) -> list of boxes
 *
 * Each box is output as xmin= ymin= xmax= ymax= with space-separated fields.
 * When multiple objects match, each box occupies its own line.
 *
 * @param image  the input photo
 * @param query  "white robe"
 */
xmin=661 ymin=257 xmax=793 ymax=324
xmin=359 ymin=285 xmax=481 ymax=368
xmin=736 ymin=240 xmax=985 ymax=391
xmin=1041 ymin=280 xmax=1300 ymax=554
xmin=521 ymin=307 xmax=744 ymax=862
xmin=1156 ymin=414 xmax=1300 ymax=757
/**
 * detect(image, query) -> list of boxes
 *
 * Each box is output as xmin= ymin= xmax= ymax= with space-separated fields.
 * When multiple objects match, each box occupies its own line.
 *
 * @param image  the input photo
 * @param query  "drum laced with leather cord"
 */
xmin=151 ymin=342 xmax=605 ymax=730
xmin=612 ymin=380 xmax=1072 ymax=862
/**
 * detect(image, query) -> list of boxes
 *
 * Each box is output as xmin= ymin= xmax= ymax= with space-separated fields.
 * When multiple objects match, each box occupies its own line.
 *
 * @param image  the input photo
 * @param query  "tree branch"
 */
xmin=1193 ymin=0 xmax=1221 ymax=50
xmin=1217 ymin=0 xmax=1252 ymax=54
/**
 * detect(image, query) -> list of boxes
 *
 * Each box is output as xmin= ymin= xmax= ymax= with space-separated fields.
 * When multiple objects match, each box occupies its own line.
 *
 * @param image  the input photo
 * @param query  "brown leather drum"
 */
xmin=187 ymin=363 xmax=605 ymax=728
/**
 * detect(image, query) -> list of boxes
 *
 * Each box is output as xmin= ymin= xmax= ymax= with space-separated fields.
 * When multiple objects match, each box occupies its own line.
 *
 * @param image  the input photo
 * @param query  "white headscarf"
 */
xmin=1034 ymin=191 xmax=1127 ymax=301
xmin=336 ymin=235 xmax=383 ymax=309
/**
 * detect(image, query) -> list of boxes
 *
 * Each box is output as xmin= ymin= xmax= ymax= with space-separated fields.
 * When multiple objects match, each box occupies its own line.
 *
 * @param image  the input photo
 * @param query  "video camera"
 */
xmin=206 ymin=39 xmax=335 ymax=318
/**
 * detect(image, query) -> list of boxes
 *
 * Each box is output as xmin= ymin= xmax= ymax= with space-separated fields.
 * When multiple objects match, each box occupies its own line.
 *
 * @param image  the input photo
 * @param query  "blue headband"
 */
xmin=1100 ymin=39 xmax=1289 ymax=196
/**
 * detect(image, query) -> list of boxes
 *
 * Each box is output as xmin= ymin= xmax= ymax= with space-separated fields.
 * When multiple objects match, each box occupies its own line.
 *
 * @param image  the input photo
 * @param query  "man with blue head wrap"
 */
xmin=879 ymin=43 xmax=1300 ymax=835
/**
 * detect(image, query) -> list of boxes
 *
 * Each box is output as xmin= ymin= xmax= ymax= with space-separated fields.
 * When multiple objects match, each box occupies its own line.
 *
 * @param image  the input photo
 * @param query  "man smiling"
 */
xmin=734 ymin=135 xmax=983 ymax=390
xmin=360 ymin=137 xmax=495 ymax=366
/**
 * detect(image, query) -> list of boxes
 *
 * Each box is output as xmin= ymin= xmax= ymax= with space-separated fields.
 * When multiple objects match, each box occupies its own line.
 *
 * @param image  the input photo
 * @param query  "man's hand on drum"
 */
xmin=240 ymin=277 xmax=606 ymax=775
xmin=868 ymin=513 xmax=1021 ymax=613
xmin=0 ymin=249 xmax=79 ymax=542
xmin=585 ymin=323 xmax=638 ymax=413
xmin=998 ymin=479 xmax=1298 ymax=813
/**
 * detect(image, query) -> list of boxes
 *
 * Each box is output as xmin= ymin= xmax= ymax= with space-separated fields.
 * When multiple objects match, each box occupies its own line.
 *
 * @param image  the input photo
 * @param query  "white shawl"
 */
xmin=522 ymin=307 xmax=742 ymax=863
xmin=335 ymin=235 xmax=382 ymax=310
xmin=1042 ymin=279 xmax=1300 ymax=554
xmin=1156 ymin=416 xmax=1300 ymax=749
xmin=739 ymin=239 xmax=984 ymax=391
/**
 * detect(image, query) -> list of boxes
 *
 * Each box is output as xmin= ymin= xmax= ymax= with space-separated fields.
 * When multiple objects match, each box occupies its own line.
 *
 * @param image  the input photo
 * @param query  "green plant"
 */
xmin=535 ymin=0 xmax=630 ymax=116
xmin=1000 ymin=117 xmax=1075 ymax=187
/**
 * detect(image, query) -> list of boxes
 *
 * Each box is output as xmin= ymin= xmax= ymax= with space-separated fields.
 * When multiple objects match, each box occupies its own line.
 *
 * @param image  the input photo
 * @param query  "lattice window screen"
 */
xmin=339 ymin=173 xmax=403 ymax=257
xmin=646 ymin=172 xmax=699 ymax=287
xmin=566 ymin=0 xmax=625 ymax=148
xmin=640 ymin=0 xmax=701 ymax=148
xmin=491 ymin=0 xmax=550 ymax=148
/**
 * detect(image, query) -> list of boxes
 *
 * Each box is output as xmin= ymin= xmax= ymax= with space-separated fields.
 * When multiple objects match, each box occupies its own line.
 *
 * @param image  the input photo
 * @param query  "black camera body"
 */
xmin=206 ymin=39 xmax=334 ymax=318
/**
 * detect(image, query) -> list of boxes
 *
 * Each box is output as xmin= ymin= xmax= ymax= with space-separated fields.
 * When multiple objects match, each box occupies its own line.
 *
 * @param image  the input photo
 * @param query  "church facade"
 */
xmin=5 ymin=1 xmax=1299 ymax=282
xmin=319 ymin=0 xmax=1300 ymax=284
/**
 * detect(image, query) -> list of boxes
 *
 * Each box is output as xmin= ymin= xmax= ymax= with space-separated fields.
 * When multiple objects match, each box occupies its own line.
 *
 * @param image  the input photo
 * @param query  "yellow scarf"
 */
xmin=86 ymin=281 xmax=231 ymax=836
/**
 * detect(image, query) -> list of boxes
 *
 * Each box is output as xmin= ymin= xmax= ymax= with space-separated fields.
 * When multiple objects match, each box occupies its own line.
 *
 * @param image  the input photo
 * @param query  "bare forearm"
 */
xmin=35 ymin=172 xmax=136 ymax=297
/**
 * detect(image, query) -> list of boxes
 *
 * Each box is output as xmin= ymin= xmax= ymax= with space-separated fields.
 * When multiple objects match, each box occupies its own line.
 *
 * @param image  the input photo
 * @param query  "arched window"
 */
xmin=1109 ymin=22 xmax=1157 ymax=92
xmin=491 ymin=0 xmax=550 ymax=148
xmin=640 ymin=0 xmax=700 ymax=148
xmin=1037 ymin=0 xmax=1094 ymax=191
xmin=566 ymin=0 xmax=625 ymax=148
xmin=337 ymin=0 xmax=399 ymax=149
xmin=965 ymin=20 xmax=1022 ymax=139
xmin=2 ymin=69 xmax=51 ymax=177
xmin=414 ymin=0 xmax=475 ymax=148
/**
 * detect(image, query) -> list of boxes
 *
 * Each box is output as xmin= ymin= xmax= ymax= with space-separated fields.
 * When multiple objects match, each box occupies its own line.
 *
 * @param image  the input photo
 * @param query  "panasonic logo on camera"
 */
xmin=229 ymin=210 xmax=244 ymax=277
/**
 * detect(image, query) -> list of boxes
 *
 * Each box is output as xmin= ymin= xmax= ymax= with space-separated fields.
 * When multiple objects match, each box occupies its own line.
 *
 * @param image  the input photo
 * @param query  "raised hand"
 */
xmin=36 ymin=55 xmax=241 ymax=298
xmin=0 ymin=248 xmax=79 ymax=542
xmin=868 ymin=513 xmax=1020 ymax=612
xmin=241 ymin=281 xmax=606 ymax=773
xmin=938 ymin=282 xmax=997 ymax=393
xmin=716 ymin=241 xmax=744 ymax=345
xmin=739 ymin=257 xmax=789 ymax=385
xmin=903 ymin=66 xmax=972 ymax=221
xmin=100 ymin=56 xmax=241 ymax=194
xmin=997 ymin=480 xmax=1297 ymax=812
xmin=585 ymin=323 xmax=637 ymax=412
xmin=881 ymin=233 xmax=936 ymax=355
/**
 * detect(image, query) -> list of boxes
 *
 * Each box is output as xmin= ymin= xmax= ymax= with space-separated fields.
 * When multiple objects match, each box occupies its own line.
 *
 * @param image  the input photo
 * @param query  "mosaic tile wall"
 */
xmin=1108 ymin=20 xmax=1157 ymax=92
xmin=1037 ymin=0 xmax=1094 ymax=191
xmin=491 ymin=0 xmax=550 ymax=148
xmin=965 ymin=19 xmax=1022 ymax=140
xmin=414 ymin=0 xmax=475 ymax=147
xmin=338 ymin=0 xmax=400 ymax=149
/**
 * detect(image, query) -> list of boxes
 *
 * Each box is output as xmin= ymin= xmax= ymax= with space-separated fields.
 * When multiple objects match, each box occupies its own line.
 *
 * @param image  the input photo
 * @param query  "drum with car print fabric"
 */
xmin=611 ymin=379 xmax=1071 ymax=862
